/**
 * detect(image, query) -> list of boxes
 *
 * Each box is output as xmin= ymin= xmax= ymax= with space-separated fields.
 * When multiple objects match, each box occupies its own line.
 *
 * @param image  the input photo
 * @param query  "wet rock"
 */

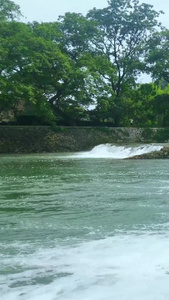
xmin=127 ymin=146 xmax=169 ymax=159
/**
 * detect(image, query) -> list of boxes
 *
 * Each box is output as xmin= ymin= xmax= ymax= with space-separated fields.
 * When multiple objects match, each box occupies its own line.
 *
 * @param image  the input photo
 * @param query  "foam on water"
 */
xmin=1 ymin=234 xmax=169 ymax=300
xmin=71 ymin=144 xmax=163 ymax=159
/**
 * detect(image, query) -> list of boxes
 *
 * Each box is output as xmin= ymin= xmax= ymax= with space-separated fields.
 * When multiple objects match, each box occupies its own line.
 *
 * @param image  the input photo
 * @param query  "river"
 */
xmin=1 ymin=144 xmax=169 ymax=300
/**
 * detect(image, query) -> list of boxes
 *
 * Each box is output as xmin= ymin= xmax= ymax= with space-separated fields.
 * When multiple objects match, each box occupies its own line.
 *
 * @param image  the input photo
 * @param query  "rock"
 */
xmin=127 ymin=146 xmax=169 ymax=159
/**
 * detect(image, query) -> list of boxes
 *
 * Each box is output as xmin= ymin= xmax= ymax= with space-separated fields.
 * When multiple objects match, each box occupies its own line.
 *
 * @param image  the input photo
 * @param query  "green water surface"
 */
xmin=1 ymin=154 xmax=169 ymax=245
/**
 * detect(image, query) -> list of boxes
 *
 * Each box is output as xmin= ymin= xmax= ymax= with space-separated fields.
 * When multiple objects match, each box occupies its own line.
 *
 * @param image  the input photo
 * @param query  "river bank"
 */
xmin=0 ymin=126 xmax=169 ymax=153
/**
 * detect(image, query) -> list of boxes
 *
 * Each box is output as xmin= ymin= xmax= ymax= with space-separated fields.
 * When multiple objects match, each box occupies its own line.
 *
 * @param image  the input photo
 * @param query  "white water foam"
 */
xmin=1 ymin=234 xmax=169 ymax=300
xmin=73 ymin=144 xmax=163 ymax=159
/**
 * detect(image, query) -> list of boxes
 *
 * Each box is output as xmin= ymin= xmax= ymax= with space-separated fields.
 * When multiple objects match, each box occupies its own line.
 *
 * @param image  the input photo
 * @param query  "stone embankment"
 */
xmin=0 ymin=126 xmax=146 ymax=153
xmin=0 ymin=126 xmax=169 ymax=153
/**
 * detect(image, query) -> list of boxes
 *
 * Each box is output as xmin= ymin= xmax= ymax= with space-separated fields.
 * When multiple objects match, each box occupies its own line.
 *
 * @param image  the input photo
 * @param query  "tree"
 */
xmin=31 ymin=19 xmax=98 ymax=123
xmin=0 ymin=18 xmax=96 ymax=124
xmin=128 ymin=83 xmax=162 ymax=126
xmin=58 ymin=12 xmax=98 ymax=60
xmin=153 ymin=94 xmax=169 ymax=126
xmin=0 ymin=21 xmax=71 ymax=123
xmin=0 ymin=0 xmax=21 ymax=21
xmin=36 ymin=13 xmax=101 ymax=123
xmin=57 ymin=13 xmax=118 ymax=124
xmin=0 ymin=1 xmax=164 ymax=127
xmin=86 ymin=0 xmax=162 ymax=125
xmin=147 ymin=30 xmax=169 ymax=83
xmin=152 ymin=84 xmax=169 ymax=127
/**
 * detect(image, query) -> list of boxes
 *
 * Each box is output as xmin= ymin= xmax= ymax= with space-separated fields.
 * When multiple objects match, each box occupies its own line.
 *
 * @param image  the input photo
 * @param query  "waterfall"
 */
xmin=72 ymin=144 xmax=163 ymax=159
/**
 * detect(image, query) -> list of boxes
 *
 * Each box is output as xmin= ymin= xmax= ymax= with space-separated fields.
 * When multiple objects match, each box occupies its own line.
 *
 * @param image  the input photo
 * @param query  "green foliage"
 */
xmin=147 ymin=30 xmax=169 ymax=83
xmin=0 ymin=0 xmax=168 ymax=128
xmin=153 ymin=94 xmax=169 ymax=126
xmin=0 ymin=0 xmax=21 ymax=21
xmin=127 ymin=83 xmax=161 ymax=126
xmin=85 ymin=0 xmax=163 ymax=125
xmin=87 ymin=0 xmax=162 ymax=97
xmin=58 ymin=12 xmax=98 ymax=57
xmin=0 ymin=20 xmax=72 ymax=121
xmin=154 ymin=128 xmax=169 ymax=142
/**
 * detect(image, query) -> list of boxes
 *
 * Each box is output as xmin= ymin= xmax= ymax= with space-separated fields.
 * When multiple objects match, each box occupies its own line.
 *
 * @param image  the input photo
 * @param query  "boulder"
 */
xmin=127 ymin=146 xmax=169 ymax=159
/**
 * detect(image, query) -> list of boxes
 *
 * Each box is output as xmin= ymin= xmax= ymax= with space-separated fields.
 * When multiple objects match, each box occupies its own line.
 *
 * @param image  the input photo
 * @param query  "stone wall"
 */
xmin=0 ymin=126 xmax=169 ymax=153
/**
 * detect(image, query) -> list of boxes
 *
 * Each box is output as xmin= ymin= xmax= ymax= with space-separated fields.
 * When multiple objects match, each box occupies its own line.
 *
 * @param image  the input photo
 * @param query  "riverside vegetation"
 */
xmin=1 ymin=0 xmax=169 ymax=128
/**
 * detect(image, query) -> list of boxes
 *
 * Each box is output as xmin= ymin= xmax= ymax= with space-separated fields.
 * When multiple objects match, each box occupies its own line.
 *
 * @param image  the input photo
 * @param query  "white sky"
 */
xmin=15 ymin=0 xmax=169 ymax=28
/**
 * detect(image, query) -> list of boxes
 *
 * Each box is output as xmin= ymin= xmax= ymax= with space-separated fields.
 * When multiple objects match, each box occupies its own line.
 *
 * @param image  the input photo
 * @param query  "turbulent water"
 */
xmin=71 ymin=143 xmax=163 ymax=159
xmin=1 ymin=144 xmax=169 ymax=300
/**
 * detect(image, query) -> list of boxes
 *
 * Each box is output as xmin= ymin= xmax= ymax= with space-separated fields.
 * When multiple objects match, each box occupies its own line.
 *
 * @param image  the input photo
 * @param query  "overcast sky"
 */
xmin=15 ymin=0 xmax=169 ymax=28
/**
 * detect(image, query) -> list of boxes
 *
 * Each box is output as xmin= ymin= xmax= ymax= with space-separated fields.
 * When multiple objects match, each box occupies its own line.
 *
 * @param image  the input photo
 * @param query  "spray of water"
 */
xmin=72 ymin=144 xmax=163 ymax=159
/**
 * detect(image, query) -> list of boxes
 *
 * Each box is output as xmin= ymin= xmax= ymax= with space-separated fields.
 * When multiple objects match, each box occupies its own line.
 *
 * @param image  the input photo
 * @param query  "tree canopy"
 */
xmin=0 ymin=0 xmax=169 ymax=127
xmin=0 ymin=0 xmax=21 ymax=21
xmin=147 ymin=30 xmax=169 ymax=83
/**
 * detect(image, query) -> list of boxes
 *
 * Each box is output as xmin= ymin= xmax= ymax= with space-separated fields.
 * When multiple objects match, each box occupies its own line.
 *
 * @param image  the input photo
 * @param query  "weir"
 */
xmin=72 ymin=144 xmax=163 ymax=159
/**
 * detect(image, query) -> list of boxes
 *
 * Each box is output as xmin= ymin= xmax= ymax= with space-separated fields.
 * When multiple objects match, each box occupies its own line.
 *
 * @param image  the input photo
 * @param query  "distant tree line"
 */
xmin=1 ymin=0 xmax=169 ymax=127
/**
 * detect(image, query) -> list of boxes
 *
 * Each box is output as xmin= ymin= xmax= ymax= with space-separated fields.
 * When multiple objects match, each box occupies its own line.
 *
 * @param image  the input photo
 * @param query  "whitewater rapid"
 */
xmin=2 ymin=235 xmax=169 ymax=300
xmin=71 ymin=144 xmax=163 ymax=159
